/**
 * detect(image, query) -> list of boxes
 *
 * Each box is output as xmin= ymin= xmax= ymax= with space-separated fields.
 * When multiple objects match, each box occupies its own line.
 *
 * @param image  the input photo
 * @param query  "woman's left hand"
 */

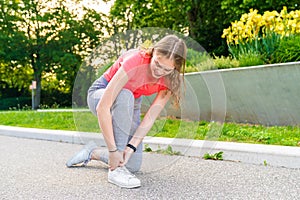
xmin=120 ymin=147 xmax=134 ymax=166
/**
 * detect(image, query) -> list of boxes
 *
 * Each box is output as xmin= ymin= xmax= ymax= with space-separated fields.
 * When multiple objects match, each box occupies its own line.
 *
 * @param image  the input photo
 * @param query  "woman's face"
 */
xmin=150 ymin=51 xmax=175 ymax=79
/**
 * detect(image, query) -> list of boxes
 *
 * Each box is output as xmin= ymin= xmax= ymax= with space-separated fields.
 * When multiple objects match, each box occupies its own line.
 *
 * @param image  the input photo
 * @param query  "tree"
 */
xmin=109 ymin=0 xmax=228 ymax=55
xmin=0 ymin=0 xmax=30 ymax=98
xmin=0 ymin=0 xmax=107 ymax=109
xmin=221 ymin=0 xmax=299 ymax=24
xmin=108 ymin=0 xmax=300 ymax=56
xmin=109 ymin=0 xmax=189 ymax=34
xmin=187 ymin=0 xmax=228 ymax=55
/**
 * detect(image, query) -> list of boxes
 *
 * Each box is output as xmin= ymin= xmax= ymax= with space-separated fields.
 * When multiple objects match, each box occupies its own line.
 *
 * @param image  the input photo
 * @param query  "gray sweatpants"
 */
xmin=87 ymin=76 xmax=143 ymax=172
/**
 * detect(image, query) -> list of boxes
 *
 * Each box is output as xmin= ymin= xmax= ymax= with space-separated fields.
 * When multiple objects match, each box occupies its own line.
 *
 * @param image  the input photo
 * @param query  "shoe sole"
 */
xmin=108 ymin=179 xmax=141 ymax=189
xmin=66 ymin=158 xmax=88 ymax=168
xmin=65 ymin=155 xmax=85 ymax=167
xmin=65 ymin=162 xmax=86 ymax=168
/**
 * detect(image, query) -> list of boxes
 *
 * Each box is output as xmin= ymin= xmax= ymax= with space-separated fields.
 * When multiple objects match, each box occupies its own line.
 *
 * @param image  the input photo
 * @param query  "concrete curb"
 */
xmin=0 ymin=125 xmax=299 ymax=169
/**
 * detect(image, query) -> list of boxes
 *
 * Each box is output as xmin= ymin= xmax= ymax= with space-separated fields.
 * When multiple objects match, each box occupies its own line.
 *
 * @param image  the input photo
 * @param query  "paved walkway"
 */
xmin=1 ymin=134 xmax=300 ymax=199
xmin=1 ymin=125 xmax=300 ymax=168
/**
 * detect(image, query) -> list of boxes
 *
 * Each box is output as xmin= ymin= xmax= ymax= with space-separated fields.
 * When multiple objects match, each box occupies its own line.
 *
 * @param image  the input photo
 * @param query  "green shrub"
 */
xmin=195 ymin=58 xmax=216 ymax=71
xmin=271 ymin=35 xmax=300 ymax=64
xmin=41 ymin=89 xmax=70 ymax=108
xmin=186 ymin=48 xmax=207 ymax=67
xmin=213 ymin=55 xmax=239 ymax=69
xmin=0 ymin=97 xmax=31 ymax=110
xmin=238 ymin=52 xmax=265 ymax=67
xmin=186 ymin=48 xmax=215 ymax=72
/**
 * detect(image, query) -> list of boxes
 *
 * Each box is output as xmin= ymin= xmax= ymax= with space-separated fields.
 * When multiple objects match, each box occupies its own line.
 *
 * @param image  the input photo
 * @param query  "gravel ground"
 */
xmin=1 ymin=135 xmax=299 ymax=200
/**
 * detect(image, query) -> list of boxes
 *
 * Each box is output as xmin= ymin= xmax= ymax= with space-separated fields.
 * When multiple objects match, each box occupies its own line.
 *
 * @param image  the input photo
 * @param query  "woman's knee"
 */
xmin=114 ymin=89 xmax=134 ymax=106
xmin=87 ymin=90 xmax=104 ymax=116
xmin=111 ymin=89 xmax=135 ymax=117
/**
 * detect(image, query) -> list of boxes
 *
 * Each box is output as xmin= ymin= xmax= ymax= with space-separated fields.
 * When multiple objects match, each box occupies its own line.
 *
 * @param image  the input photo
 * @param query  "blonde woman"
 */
xmin=66 ymin=35 xmax=187 ymax=188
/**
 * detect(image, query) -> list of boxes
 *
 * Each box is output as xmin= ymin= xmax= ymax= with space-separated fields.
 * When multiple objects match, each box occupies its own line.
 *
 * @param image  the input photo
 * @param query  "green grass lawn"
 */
xmin=0 ymin=110 xmax=300 ymax=147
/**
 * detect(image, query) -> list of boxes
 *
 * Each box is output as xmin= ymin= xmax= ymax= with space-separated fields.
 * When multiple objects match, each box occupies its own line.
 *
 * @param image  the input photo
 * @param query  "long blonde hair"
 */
xmin=143 ymin=35 xmax=187 ymax=107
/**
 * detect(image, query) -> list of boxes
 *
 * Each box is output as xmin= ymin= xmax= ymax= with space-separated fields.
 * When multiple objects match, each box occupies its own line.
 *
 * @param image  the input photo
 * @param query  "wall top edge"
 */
xmin=185 ymin=61 xmax=300 ymax=76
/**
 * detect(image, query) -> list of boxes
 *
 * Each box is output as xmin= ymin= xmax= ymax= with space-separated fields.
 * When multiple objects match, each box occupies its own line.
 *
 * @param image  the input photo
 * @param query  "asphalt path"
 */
xmin=1 ymin=135 xmax=299 ymax=200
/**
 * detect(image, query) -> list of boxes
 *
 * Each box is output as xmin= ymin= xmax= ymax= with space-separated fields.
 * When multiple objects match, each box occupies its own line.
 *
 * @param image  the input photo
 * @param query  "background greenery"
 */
xmin=0 ymin=0 xmax=299 ymax=110
xmin=1 ymin=111 xmax=299 ymax=146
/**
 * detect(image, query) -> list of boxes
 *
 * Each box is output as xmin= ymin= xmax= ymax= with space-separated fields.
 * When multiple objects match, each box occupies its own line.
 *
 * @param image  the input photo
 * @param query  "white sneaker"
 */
xmin=108 ymin=166 xmax=141 ymax=188
xmin=66 ymin=141 xmax=97 ymax=167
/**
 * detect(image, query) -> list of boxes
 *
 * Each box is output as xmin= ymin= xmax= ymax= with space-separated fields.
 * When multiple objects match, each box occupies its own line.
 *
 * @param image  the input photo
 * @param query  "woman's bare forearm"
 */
xmin=97 ymin=108 xmax=116 ymax=151
xmin=96 ymin=67 xmax=129 ymax=151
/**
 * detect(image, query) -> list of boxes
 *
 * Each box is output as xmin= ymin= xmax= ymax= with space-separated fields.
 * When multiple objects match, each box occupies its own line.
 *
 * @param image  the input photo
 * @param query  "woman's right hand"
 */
xmin=108 ymin=151 xmax=124 ymax=170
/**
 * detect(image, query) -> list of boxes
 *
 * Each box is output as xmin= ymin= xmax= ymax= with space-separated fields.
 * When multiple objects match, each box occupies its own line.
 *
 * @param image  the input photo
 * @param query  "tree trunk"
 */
xmin=187 ymin=1 xmax=200 ymax=41
xmin=32 ymin=51 xmax=42 ymax=110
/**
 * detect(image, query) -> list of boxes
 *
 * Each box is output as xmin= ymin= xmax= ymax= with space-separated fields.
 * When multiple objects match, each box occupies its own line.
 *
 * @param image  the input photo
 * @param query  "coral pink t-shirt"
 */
xmin=103 ymin=49 xmax=168 ymax=98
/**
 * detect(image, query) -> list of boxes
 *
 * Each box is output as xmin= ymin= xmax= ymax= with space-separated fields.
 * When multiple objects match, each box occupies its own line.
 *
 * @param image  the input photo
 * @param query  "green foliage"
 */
xmin=186 ymin=48 xmax=214 ymax=72
xmin=41 ymin=90 xmax=71 ymax=108
xmin=228 ymin=32 xmax=281 ymax=64
xmin=223 ymin=6 xmax=299 ymax=64
xmin=110 ymin=0 xmax=189 ymax=33
xmin=72 ymin=59 xmax=113 ymax=107
xmin=0 ymin=63 xmax=33 ymax=99
xmin=156 ymin=145 xmax=182 ymax=156
xmin=213 ymin=55 xmax=240 ymax=69
xmin=0 ymin=0 xmax=108 ymax=109
xmin=1 ymin=111 xmax=300 ymax=147
xmin=2 ymin=0 xmax=300 ymax=111
xmin=144 ymin=144 xmax=153 ymax=152
xmin=261 ymin=32 xmax=282 ymax=63
xmin=187 ymin=0 xmax=228 ymax=55
xmin=185 ymin=53 xmax=241 ymax=72
xmin=221 ymin=0 xmax=299 ymax=25
xmin=0 ymin=111 xmax=77 ymax=130
xmin=271 ymin=35 xmax=300 ymax=64
xmin=0 ymin=97 xmax=31 ymax=110
xmin=203 ymin=151 xmax=224 ymax=160
xmin=109 ymin=0 xmax=228 ymax=55
xmin=238 ymin=52 xmax=265 ymax=67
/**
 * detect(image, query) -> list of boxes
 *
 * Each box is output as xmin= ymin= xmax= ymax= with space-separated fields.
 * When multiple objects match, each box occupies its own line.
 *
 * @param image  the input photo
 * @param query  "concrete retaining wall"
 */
xmin=142 ymin=61 xmax=300 ymax=126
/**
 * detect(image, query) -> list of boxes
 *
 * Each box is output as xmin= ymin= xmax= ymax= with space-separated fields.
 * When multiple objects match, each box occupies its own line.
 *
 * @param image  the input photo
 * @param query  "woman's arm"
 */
xmin=124 ymin=90 xmax=171 ymax=155
xmin=96 ymin=67 xmax=128 ymax=169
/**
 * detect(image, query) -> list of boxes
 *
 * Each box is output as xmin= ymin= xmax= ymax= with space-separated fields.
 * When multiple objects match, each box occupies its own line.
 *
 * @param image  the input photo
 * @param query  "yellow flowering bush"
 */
xmin=222 ymin=7 xmax=300 ymax=45
xmin=221 ymin=7 xmax=300 ymax=64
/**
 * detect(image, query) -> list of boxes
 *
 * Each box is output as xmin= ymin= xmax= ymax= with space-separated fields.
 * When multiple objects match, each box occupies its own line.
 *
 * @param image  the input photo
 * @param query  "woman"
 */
xmin=66 ymin=34 xmax=187 ymax=188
